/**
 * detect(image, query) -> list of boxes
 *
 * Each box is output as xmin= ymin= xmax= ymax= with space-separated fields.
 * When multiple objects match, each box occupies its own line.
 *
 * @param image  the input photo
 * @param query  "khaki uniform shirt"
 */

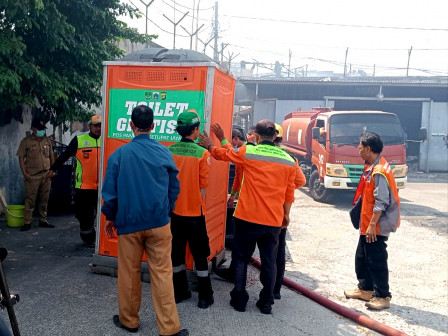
xmin=16 ymin=135 xmax=53 ymax=175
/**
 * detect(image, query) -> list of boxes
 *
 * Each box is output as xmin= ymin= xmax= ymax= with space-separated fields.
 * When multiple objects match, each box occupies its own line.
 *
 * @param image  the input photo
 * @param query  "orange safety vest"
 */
xmin=354 ymin=157 xmax=400 ymax=235
xmin=75 ymin=134 xmax=101 ymax=190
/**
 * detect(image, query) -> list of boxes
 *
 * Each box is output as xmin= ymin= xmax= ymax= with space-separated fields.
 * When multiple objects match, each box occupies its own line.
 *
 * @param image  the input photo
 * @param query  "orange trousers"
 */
xmin=118 ymin=223 xmax=181 ymax=335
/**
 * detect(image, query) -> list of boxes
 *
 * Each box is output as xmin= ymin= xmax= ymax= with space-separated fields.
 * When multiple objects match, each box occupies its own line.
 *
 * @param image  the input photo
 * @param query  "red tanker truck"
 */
xmin=281 ymin=108 xmax=408 ymax=202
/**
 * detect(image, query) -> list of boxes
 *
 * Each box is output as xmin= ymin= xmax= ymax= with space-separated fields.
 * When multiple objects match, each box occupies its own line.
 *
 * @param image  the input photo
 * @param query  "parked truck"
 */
xmin=281 ymin=108 xmax=408 ymax=202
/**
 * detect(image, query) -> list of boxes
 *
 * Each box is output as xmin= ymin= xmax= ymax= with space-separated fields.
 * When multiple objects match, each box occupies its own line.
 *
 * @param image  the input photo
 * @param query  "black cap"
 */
xmin=31 ymin=117 xmax=47 ymax=130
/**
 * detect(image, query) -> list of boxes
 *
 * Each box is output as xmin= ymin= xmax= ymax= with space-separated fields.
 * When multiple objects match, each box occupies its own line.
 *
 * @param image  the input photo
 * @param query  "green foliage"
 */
xmin=0 ymin=0 xmax=156 ymax=128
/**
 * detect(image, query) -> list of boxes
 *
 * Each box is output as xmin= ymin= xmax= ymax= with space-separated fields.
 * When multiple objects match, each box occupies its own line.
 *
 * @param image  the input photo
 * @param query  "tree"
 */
xmin=0 ymin=0 xmax=155 ymax=127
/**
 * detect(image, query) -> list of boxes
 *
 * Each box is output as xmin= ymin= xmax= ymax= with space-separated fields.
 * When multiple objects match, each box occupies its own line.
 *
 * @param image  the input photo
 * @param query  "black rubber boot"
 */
xmin=197 ymin=275 xmax=214 ymax=309
xmin=173 ymin=270 xmax=191 ymax=303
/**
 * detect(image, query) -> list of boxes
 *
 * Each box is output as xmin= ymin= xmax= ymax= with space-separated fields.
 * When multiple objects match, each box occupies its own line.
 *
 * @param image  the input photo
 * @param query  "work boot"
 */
xmin=214 ymin=266 xmax=234 ymax=283
xmin=344 ymin=288 xmax=373 ymax=301
xmin=256 ymin=300 xmax=272 ymax=314
xmin=173 ymin=270 xmax=191 ymax=303
xmin=197 ymin=274 xmax=214 ymax=309
xmin=39 ymin=221 xmax=55 ymax=228
xmin=160 ymin=329 xmax=189 ymax=336
xmin=198 ymin=296 xmax=214 ymax=309
xmin=20 ymin=224 xmax=31 ymax=232
xmin=365 ymin=297 xmax=391 ymax=310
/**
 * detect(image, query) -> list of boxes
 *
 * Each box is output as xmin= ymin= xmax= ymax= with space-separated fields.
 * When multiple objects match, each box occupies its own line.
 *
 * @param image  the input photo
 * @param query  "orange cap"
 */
xmin=90 ymin=114 xmax=102 ymax=124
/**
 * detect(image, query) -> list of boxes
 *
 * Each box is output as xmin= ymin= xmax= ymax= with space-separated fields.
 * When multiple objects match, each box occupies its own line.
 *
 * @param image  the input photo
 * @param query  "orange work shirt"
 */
xmin=211 ymin=141 xmax=296 ymax=227
xmin=169 ymin=139 xmax=211 ymax=216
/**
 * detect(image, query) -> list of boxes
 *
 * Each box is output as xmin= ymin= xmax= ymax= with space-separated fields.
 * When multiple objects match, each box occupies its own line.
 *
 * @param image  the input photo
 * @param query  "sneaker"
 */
xmin=160 ymin=329 xmax=189 ymax=336
xmin=198 ymin=296 xmax=214 ymax=309
xmin=365 ymin=297 xmax=391 ymax=310
xmin=175 ymin=290 xmax=191 ymax=304
xmin=344 ymin=288 xmax=373 ymax=301
xmin=256 ymin=300 xmax=272 ymax=314
xmin=39 ymin=221 xmax=55 ymax=228
xmin=273 ymin=292 xmax=281 ymax=300
xmin=112 ymin=315 xmax=138 ymax=333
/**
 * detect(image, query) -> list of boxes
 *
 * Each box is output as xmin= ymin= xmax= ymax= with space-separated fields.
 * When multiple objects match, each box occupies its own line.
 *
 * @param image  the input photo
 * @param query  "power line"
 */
xmin=163 ymin=0 xmax=214 ymax=11
xmin=224 ymin=15 xmax=448 ymax=32
xmin=160 ymin=0 xmax=211 ymax=22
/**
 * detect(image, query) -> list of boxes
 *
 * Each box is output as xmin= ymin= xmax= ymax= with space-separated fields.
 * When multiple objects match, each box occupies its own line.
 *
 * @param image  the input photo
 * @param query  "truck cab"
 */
xmin=282 ymin=109 xmax=408 ymax=202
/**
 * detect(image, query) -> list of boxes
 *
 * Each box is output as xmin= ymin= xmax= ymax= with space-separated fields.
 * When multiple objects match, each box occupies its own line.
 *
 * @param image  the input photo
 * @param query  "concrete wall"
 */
xmin=0 ymin=107 xmax=33 ymax=206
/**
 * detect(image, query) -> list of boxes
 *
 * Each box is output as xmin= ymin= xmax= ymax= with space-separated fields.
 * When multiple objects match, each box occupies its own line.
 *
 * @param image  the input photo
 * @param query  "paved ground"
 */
xmin=0 ymin=172 xmax=446 ymax=336
xmin=285 ymin=172 xmax=448 ymax=336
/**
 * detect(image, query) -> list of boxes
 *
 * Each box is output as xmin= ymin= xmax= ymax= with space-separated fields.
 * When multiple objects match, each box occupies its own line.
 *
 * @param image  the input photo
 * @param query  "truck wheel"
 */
xmin=309 ymin=170 xmax=332 ymax=202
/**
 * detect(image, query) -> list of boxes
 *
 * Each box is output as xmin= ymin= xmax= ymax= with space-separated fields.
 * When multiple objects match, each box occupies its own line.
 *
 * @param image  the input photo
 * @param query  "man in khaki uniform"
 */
xmin=17 ymin=117 xmax=55 ymax=231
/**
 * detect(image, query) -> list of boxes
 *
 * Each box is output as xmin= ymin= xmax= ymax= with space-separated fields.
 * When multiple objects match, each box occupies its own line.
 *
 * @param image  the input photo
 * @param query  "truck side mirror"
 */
xmin=312 ymin=127 xmax=320 ymax=140
xmin=419 ymin=127 xmax=428 ymax=141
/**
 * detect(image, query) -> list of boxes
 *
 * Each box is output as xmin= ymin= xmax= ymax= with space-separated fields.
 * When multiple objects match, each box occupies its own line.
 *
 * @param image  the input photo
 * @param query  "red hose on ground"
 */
xmin=250 ymin=257 xmax=410 ymax=336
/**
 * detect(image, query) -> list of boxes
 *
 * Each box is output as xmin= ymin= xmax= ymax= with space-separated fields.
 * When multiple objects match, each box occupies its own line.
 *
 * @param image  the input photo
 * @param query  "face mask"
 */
xmin=36 ymin=130 xmax=46 ymax=137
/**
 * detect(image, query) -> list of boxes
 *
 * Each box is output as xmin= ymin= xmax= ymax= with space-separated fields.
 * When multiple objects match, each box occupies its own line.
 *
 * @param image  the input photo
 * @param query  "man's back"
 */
xmin=211 ymin=142 xmax=296 ymax=227
xmin=102 ymin=134 xmax=179 ymax=235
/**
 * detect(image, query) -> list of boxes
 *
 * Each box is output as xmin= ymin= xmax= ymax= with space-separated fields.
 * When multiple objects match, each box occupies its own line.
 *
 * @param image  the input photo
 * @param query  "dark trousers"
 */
xmin=355 ymin=235 xmax=391 ymax=298
xmin=231 ymin=218 xmax=281 ymax=307
xmin=274 ymin=228 xmax=287 ymax=295
xmin=74 ymin=189 xmax=98 ymax=244
xmin=171 ymin=213 xmax=213 ymax=300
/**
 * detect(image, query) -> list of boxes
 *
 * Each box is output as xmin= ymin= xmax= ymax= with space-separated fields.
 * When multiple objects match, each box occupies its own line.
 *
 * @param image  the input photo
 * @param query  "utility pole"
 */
xmin=406 ymin=46 xmax=413 ymax=76
xmin=139 ymin=0 xmax=154 ymax=46
xmin=213 ymin=2 xmax=219 ymax=62
xmin=181 ymin=24 xmax=204 ymax=50
xmin=194 ymin=0 xmax=202 ymax=51
xmin=343 ymin=47 xmax=349 ymax=77
xmin=288 ymin=49 xmax=292 ymax=78
xmin=373 ymin=64 xmax=376 ymax=77
xmin=163 ymin=11 xmax=189 ymax=49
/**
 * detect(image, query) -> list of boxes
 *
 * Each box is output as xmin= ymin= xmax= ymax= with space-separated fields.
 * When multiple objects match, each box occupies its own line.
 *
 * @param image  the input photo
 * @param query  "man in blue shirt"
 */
xmin=101 ymin=105 xmax=188 ymax=336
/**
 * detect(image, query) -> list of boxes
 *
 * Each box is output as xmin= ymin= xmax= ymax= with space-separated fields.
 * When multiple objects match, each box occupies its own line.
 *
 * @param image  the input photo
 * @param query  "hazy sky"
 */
xmin=121 ymin=0 xmax=448 ymax=77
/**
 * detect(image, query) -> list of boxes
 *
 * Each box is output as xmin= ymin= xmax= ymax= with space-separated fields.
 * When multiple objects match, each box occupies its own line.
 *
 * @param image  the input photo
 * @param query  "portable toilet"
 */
xmin=91 ymin=48 xmax=235 ymax=280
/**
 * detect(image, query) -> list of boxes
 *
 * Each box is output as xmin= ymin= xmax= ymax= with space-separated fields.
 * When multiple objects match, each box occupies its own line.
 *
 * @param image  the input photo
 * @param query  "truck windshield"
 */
xmin=330 ymin=114 xmax=404 ymax=145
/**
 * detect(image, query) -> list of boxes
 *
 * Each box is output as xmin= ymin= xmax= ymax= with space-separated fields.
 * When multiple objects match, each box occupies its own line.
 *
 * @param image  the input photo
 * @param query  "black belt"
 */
xmin=31 ymin=169 xmax=49 ymax=176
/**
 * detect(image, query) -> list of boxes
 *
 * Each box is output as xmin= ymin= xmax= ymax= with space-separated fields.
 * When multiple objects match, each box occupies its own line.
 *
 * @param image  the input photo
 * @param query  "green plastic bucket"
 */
xmin=6 ymin=205 xmax=25 ymax=228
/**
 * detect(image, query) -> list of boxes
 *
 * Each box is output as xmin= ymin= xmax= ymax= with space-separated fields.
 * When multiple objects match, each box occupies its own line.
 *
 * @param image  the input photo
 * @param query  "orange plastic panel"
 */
xmin=98 ymin=64 xmax=235 ymax=270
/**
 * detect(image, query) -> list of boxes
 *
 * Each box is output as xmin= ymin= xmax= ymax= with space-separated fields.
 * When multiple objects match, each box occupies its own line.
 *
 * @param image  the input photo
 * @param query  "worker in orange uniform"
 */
xmin=46 ymin=115 xmax=101 ymax=247
xmin=168 ymin=110 xmax=214 ymax=309
xmin=200 ymin=120 xmax=296 ymax=314
xmin=344 ymin=132 xmax=400 ymax=310
xmin=273 ymin=123 xmax=306 ymax=299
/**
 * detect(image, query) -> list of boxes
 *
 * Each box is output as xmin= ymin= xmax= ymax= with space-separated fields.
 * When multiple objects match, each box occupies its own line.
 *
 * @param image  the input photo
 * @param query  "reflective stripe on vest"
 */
xmin=245 ymin=144 xmax=296 ymax=167
xmin=75 ymin=134 xmax=101 ymax=189
xmin=360 ymin=157 xmax=400 ymax=234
